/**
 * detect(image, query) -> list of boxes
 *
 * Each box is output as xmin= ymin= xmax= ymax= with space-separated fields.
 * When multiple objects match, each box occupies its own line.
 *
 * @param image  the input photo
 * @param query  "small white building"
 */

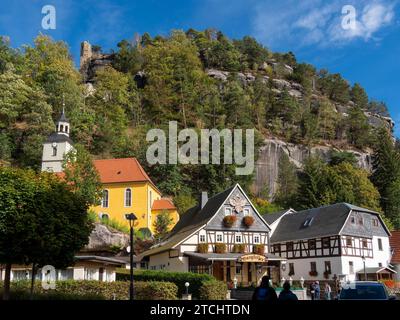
xmin=0 ymin=256 xmax=126 ymax=282
xmin=267 ymin=203 xmax=395 ymax=283
xmin=141 ymin=184 xmax=285 ymax=286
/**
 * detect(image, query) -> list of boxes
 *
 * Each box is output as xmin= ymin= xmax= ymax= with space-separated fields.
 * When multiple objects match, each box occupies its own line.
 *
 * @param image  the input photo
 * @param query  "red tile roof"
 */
xmin=390 ymin=230 xmax=400 ymax=264
xmin=93 ymin=158 xmax=159 ymax=192
xmin=152 ymin=199 xmax=176 ymax=210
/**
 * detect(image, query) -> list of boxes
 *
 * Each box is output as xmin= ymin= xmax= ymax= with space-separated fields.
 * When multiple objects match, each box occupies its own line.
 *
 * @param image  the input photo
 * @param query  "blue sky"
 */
xmin=1 ymin=0 xmax=399 ymax=135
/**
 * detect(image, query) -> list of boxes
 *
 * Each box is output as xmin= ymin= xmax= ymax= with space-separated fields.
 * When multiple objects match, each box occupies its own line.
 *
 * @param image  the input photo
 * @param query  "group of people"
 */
xmin=252 ymin=276 xmax=332 ymax=301
xmin=310 ymin=281 xmax=332 ymax=300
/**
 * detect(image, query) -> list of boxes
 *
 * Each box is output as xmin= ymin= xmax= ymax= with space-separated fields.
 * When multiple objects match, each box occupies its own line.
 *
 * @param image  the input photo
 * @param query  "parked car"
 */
xmin=338 ymin=281 xmax=397 ymax=300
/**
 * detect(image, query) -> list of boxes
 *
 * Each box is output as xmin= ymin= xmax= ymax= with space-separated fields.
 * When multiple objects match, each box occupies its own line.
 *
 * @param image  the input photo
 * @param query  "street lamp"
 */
xmin=362 ymin=256 xmax=367 ymax=281
xmin=125 ymin=213 xmax=137 ymax=301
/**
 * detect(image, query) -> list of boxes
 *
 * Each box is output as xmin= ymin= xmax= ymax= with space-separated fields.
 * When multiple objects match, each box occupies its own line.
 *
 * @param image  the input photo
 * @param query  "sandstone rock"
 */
xmin=254 ymin=138 xmax=372 ymax=198
xmin=206 ymin=69 xmax=229 ymax=81
xmin=288 ymin=89 xmax=302 ymax=98
xmin=83 ymin=223 xmax=129 ymax=252
xmin=272 ymin=79 xmax=291 ymax=90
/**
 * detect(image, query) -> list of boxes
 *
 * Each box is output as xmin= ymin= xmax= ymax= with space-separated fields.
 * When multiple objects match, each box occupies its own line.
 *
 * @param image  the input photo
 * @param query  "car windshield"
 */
xmin=340 ymin=285 xmax=387 ymax=300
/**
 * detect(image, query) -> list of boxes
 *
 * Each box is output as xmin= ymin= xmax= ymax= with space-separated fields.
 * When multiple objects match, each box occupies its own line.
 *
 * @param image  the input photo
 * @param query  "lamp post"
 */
xmin=125 ymin=213 xmax=137 ymax=301
xmin=362 ymin=256 xmax=366 ymax=281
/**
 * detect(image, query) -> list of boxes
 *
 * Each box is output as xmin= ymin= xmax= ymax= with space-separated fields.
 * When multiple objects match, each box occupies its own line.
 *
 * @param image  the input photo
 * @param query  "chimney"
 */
xmin=200 ymin=191 xmax=208 ymax=209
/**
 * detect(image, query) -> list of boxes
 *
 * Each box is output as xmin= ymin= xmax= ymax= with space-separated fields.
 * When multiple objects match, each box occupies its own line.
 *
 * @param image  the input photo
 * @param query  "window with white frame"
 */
xmin=85 ymin=268 xmax=98 ymax=280
xmin=244 ymin=208 xmax=250 ymax=216
xmin=235 ymin=233 xmax=242 ymax=243
xmin=125 ymin=188 xmax=132 ymax=207
xmin=101 ymin=190 xmax=109 ymax=208
xmin=225 ymin=207 xmax=232 ymax=216
xmin=216 ymin=233 xmax=223 ymax=242
xmin=199 ymin=234 xmax=206 ymax=243
xmin=253 ymin=234 xmax=260 ymax=244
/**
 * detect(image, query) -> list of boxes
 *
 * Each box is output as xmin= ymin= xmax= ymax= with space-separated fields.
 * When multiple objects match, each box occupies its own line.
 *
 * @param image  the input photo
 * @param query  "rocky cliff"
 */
xmin=254 ymin=138 xmax=374 ymax=198
xmin=82 ymin=223 xmax=129 ymax=253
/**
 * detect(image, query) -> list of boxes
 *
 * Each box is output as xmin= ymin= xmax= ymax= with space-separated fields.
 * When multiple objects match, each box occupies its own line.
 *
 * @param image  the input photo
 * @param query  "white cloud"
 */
xmin=252 ymin=0 xmax=396 ymax=49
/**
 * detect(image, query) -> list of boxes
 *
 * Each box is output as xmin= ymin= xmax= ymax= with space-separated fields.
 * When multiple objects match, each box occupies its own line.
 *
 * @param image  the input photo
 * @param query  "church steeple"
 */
xmin=56 ymin=107 xmax=70 ymax=136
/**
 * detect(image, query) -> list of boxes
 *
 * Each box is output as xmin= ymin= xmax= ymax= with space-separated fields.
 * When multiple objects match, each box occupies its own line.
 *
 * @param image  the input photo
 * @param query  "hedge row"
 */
xmin=117 ymin=269 xmax=215 ymax=298
xmin=0 ymin=280 xmax=178 ymax=300
xmin=199 ymin=281 xmax=228 ymax=300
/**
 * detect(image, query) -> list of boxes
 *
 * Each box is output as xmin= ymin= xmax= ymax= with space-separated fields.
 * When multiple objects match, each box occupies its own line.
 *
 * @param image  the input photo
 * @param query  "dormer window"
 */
xmin=224 ymin=207 xmax=232 ymax=216
xmin=372 ymin=218 xmax=379 ymax=227
xmin=243 ymin=208 xmax=250 ymax=216
xmin=350 ymin=216 xmax=355 ymax=224
xmin=358 ymin=217 xmax=364 ymax=225
xmin=303 ymin=217 xmax=314 ymax=227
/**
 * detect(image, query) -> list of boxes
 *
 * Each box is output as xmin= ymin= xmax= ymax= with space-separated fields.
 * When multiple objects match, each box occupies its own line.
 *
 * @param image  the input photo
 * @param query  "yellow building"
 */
xmin=91 ymin=158 xmax=179 ymax=234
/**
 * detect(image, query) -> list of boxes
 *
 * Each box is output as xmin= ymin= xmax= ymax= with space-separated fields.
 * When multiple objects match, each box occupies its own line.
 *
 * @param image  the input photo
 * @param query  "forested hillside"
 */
xmin=1 ymin=29 xmax=399 ymax=228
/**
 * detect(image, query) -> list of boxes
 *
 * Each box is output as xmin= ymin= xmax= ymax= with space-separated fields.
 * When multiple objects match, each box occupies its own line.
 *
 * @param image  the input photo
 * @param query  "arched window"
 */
xmin=101 ymin=190 xmax=109 ymax=208
xmin=52 ymin=146 xmax=57 ymax=156
xmin=60 ymin=124 xmax=64 ymax=132
xmin=100 ymin=213 xmax=109 ymax=221
xmin=65 ymin=125 xmax=69 ymax=133
xmin=125 ymin=188 xmax=132 ymax=207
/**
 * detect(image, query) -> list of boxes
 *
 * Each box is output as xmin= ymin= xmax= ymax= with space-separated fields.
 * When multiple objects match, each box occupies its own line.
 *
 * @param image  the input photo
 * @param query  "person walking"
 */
xmin=278 ymin=281 xmax=298 ymax=301
xmin=314 ymin=281 xmax=321 ymax=300
xmin=310 ymin=282 xmax=316 ymax=300
xmin=324 ymin=283 xmax=332 ymax=300
xmin=252 ymin=276 xmax=278 ymax=301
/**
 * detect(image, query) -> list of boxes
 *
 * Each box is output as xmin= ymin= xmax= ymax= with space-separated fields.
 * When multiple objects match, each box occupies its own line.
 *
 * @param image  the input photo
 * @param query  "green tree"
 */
xmin=351 ymin=83 xmax=368 ymax=109
xmin=63 ymin=144 xmax=102 ymax=206
xmin=371 ymin=128 xmax=400 ymax=227
xmin=274 ymin=153 xmax=299 ymax=208
xmin=346 ymin=106 xmax=371 ymax=149
xmin=153 ymin=211 xmax=174 ymax=241
xmin=318 ymin=70 xmax=350 ymax=104
xmin=0 ymin=166 xmax=92 ymax=299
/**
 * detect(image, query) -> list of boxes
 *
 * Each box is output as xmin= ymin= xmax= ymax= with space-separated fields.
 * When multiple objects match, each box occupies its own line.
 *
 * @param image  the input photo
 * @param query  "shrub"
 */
xmin=199 ymin=281 xmax=227 ymax=300
xmin=215 ymin=243 xmax=226 ymax=254
xmin=0 ymin=280 xmax=178 ymax=300
xmin=253 ymin=244 xmax=265 ymax=255
xmin=116 ymin=269 xmax=215 ymax=298
xmin=232 ymin=244 xmax=246 ymax=253
xmin=198 ymin=243 xmax=209 ymax=253
xmin=223 ymin=215 xmax=237 ymax=227
xmin=242 ymin=216 xmax=255 ymax=227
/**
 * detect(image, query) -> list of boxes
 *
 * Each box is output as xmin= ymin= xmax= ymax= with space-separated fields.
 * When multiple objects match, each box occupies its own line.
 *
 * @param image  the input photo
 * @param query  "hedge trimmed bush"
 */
xmin=0 ymin=280 xmax=177 ymax=300
xmin=199 ymin=281 xmax=227 ymax=300
xmin=117 ymin=269 xmax=215 ymax=298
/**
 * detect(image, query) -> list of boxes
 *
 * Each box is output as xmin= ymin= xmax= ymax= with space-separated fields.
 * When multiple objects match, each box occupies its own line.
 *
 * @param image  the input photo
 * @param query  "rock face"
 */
xmin=254 ymin=138 xmax=373 ymax=198
xmin=83 ymin=223 xmax=129 ymax=252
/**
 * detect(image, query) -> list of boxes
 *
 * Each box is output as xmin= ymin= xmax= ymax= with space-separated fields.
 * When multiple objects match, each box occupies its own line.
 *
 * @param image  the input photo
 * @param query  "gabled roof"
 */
xmin=390 ymin=230 xmax=400 ymax=264
xmin=270 ymin=203 xmax=384 ymax=243
xmin=262 ymin=209 xmax=295 ymax=225
xmin=152 ymin=199 xmax=176 ymax=210
xmin=93 ymin=158 xmax=159 ymax=191
xmin=141 ymin=186 xmax=236 ymax=257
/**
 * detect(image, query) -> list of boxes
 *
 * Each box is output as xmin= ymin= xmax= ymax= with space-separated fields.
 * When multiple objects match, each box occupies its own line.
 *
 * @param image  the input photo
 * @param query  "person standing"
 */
xmin=310 ymin=282 xmax=316 ymax=300
xmin=324 ymin=283 xmax=332 ymax=300
xmin=252 ymin=276 xmax=278 ymax=301
xmin=279 ymin=281 xmax=298 ymax=301
xmin=314 ymin=281 xmax=321 ymax=300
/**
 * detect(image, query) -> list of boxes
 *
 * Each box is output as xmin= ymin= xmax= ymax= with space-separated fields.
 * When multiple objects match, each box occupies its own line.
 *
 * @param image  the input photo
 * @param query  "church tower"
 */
xmin=41 ymin=109 xmax=75 ymax=172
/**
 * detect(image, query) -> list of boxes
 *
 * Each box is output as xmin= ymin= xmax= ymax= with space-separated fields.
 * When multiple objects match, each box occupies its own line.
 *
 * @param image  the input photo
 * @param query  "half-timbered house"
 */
xmin=140 ymin=184 xmax=285 ymax=285
xmin=269 ymin=203 xmax=395 ymax=282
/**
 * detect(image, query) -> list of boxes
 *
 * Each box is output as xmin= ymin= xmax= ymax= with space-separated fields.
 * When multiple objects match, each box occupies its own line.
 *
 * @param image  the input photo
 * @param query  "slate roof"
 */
xmin=46 ymin=132 xmax=74 ymax=144
xmin=74 ymin=255 xmax=127 ymax=266
xmin=58 ymin=110 xmax=69 ymax=122
xmin=270 ymin=203 xmax=381 ymax=243
xmin=141 ymin=186 xmax=235 ymax=257
xmin=262 ymin=209 xmax=294 ymax=225
xmin=389 ymin=230 xmax=400 ymax=264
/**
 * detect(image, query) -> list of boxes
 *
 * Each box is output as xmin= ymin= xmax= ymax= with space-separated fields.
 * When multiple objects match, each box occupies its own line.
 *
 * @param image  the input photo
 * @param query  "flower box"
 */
xmin=198 ymin=243 xmax=209 ymax=253
xmin=253 ymin=244 xmax=265 ymax=255
xmin=223 ymin=215 xmax=237 ymax=228
xmin=242 ymin=216 xmax=255 ymax=227
xmin=215 ymin=243 xmax=226 ymax=254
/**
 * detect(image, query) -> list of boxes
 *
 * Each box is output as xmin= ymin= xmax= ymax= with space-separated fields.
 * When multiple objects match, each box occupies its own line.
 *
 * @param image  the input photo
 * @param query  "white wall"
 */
xmin=41 ymin=141 xmax=74 ymax=172
xmin=148 ymin=251 xmax=189 ymax=272
xmin=281 ymin=257 xmax=343 ymax=282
